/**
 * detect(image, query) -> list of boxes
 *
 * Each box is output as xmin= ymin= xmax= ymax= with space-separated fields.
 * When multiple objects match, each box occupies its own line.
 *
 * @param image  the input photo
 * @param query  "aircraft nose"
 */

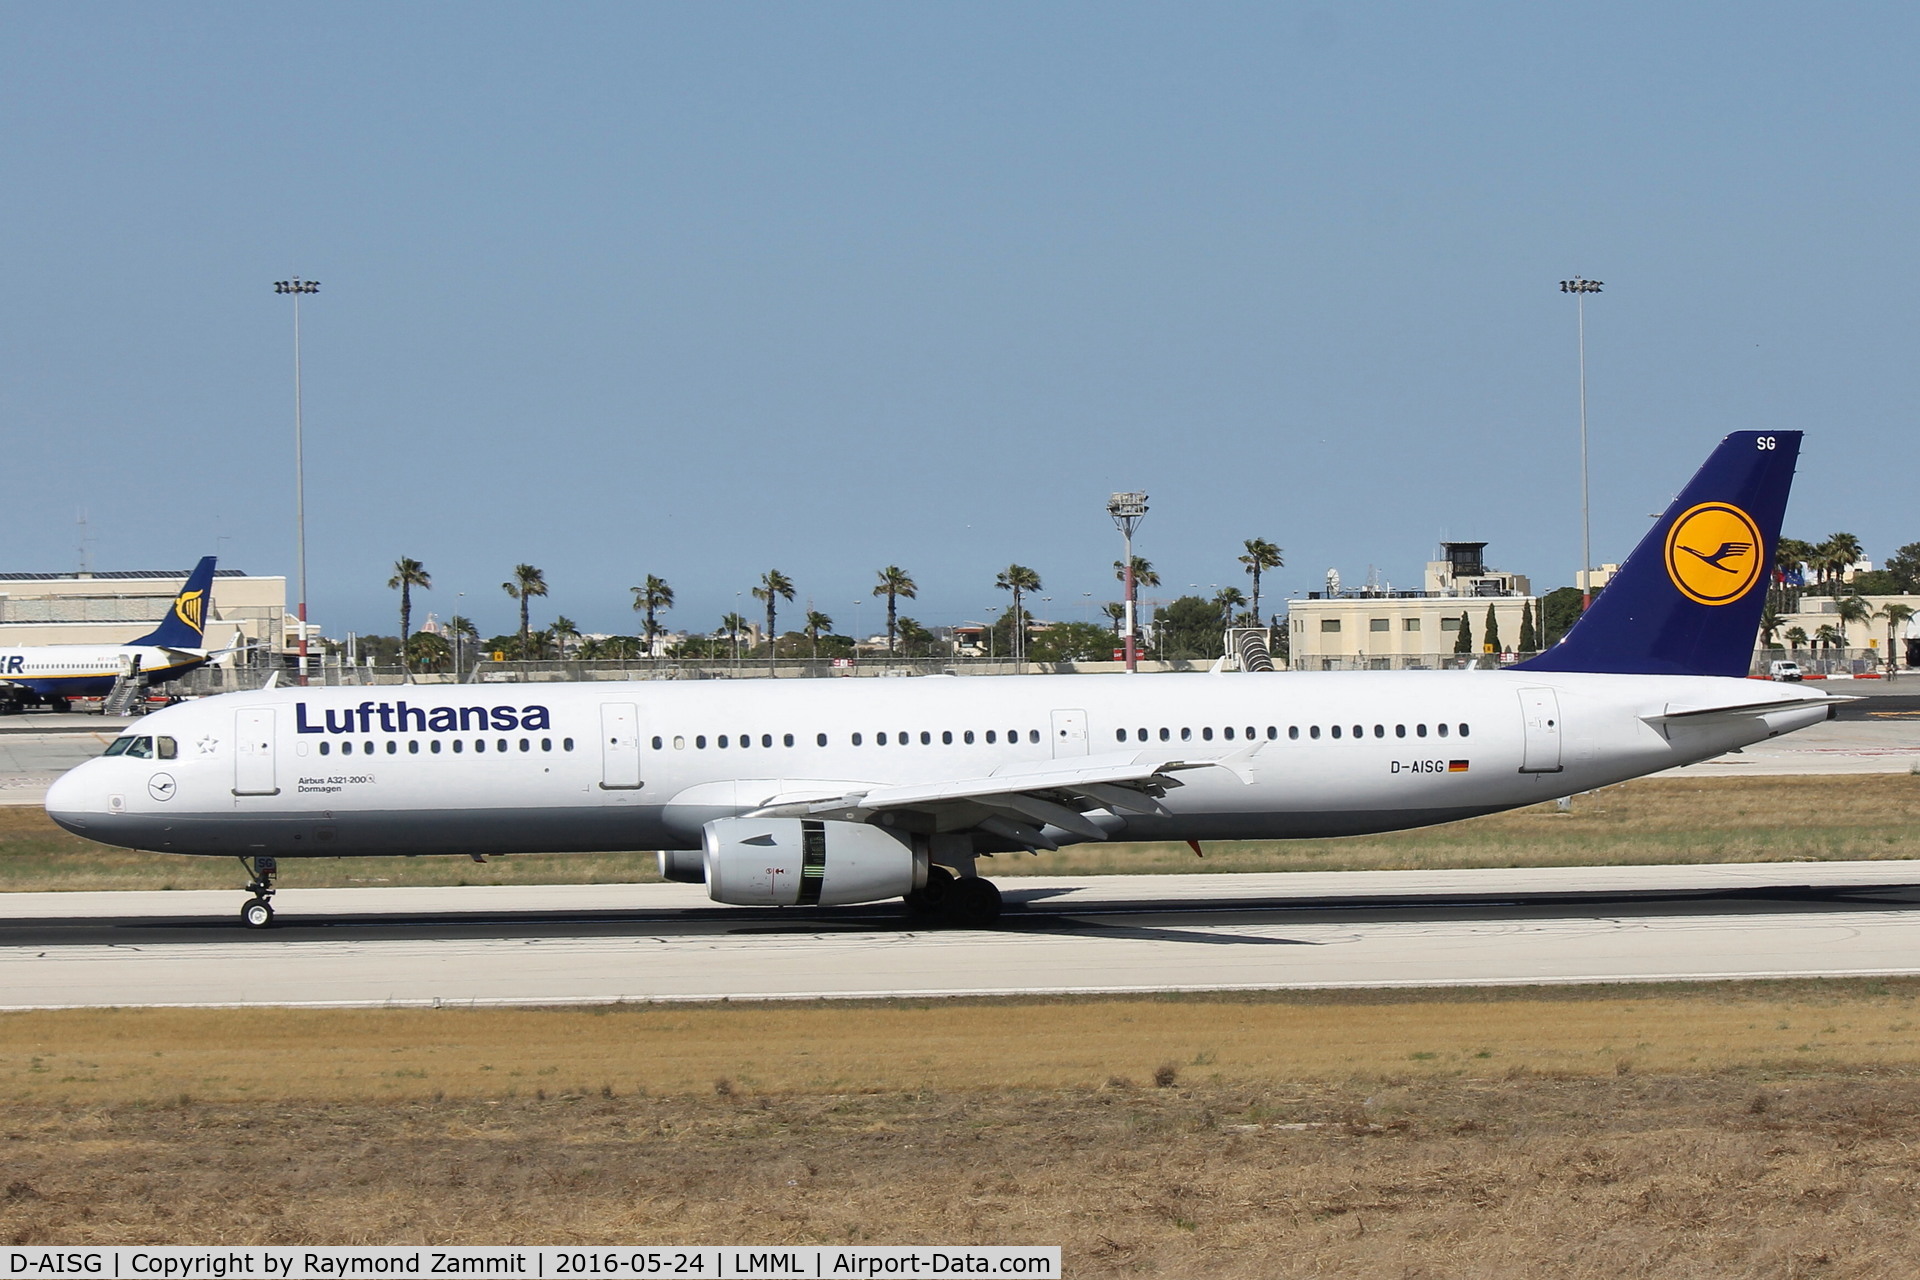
xmin=44 ymin=764 xmax=98 ymax=834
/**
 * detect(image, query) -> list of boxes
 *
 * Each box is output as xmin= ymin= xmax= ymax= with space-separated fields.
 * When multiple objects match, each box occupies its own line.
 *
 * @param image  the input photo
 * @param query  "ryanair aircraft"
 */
xmin=48 ymin=434 xmax=1835 ymax=929
xmin=0 ymin=557 xmax=224 ymax=711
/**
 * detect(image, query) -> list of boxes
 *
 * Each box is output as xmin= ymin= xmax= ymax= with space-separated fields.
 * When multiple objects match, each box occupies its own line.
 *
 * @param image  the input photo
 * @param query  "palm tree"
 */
xmin=804 ymin=610 xmax=833 ymax=661
xmin=719 ymin=612 xmax=749 ymax=665
xmin=630 ymin=575 xmax=674 ymax=656
xmin=1238 ymin=538 xmax=1284 ymax=620
xmin=1113 ymin=556 xmax=1161 ymax=590
xmin=402 ymin=630 xmax=451 ymax=673
xmin=387 ymin=558 xmax=432 ymax=660
xmin=1214 ymin=585 xmax=1248 ymax=626
xmin=502 ymin=564 xmax=548 ymax=658
xmin=752 ymin=569 xmax=795 ymax=673
xmin=1835 ymin=593 xmax=1872 ymax=650
xmin=1759 ymin=600 xmax=1784 ymax=649
xmin=1102 ymin=601 xmax=1126 ymax=637
xmin=1879 ymin=602 xmax=1915 ymax=671
xmin=549 ymin=615 xmax=580 ymax=660
xmin=995 ymin=564 xmax=1042 ymax=669
xmin=1784 ymin=626 xmax=1808 ymax=653
xmin=1817 ymin=533 xmax=1863 ymax=595
xmin=872 ymin=566 xmax=918 ymax=656
xmin=1814 ymin=623 xmax=1843 ymax=652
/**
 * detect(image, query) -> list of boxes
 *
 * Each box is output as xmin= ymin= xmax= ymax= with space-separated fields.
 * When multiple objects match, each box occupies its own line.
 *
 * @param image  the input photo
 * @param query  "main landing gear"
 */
xmin=905 ymin=865 xmax=1003 ymax=929
xmin=239 ymin=855 xmax=278 ymax=929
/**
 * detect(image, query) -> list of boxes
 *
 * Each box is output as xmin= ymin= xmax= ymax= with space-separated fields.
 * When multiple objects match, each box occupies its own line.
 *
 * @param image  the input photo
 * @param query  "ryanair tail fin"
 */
xmin=1515 ymin=432 xmax=1800 ymax=678
xmin=130 ymin=557 xmax=217 ymax=650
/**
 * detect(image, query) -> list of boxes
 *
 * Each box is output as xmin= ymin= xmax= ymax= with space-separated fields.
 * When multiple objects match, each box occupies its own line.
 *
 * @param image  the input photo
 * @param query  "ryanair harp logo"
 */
xmin=173 ymin=589 xmax=206 ymax=632
xmin=1664 ymin=502 xmax=1765 ymax=606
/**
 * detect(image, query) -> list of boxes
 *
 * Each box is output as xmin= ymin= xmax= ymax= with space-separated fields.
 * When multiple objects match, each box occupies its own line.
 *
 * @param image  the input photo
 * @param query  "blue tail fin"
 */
xmin=130 ymin=557 xmax=217 ymax=649
xmin=1515 ymin=432 xmax=1800 ymax=678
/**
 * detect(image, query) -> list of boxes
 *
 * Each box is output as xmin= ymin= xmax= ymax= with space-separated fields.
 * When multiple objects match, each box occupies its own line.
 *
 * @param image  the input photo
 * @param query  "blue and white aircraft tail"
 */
xmin=127 ymin=556 xmax=218 ymax=650
xmin=1518 ymin=431 xmax=1799 ymax=678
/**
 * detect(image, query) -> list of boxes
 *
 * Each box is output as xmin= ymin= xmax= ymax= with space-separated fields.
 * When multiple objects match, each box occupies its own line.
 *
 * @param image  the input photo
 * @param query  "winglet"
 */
xmin=1515 ymin=432 xmax=1800 ymax=677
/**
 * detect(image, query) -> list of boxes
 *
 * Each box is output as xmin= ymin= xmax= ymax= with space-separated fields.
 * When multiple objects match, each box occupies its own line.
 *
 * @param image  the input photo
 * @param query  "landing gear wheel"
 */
xmin=942 ymin=876 xmax=1002 ymax=929
xmin=904 ymin=864 xmax=956 ymax=917
xmin=241 ymin=897 xmax=275 ymax=929
xmin=237 ymin=854 xmax=279 ymax=929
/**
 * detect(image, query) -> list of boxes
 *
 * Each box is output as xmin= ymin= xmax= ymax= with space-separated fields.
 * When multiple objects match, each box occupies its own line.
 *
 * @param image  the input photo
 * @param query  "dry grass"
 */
xmin=6 ymin=987 xmax=1920 ymax=1273
xmin=6 ymin=981 xmax=1920 ymax=1105
xmin=7 ymin=774 xmax=1920 ymax=892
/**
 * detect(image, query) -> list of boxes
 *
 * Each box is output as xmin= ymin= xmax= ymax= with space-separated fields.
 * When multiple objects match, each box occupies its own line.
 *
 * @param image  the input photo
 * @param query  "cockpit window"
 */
xmin=103 ymin=737 xmax=134 ymax=757
xmin=117 ymin=736 xmax=155 ymax=759
xmin=156 ymin=737 xmax=178 ymax=760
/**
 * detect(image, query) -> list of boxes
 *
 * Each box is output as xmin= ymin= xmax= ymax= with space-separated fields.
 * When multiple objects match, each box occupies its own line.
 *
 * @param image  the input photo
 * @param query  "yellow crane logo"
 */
xmin=1664 ymin=503 xmax=1765 ymax=605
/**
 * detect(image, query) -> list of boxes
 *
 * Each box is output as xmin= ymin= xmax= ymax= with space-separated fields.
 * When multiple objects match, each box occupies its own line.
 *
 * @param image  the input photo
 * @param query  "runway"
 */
xmin=6 ymin=862 xmax=1920 ymax=1009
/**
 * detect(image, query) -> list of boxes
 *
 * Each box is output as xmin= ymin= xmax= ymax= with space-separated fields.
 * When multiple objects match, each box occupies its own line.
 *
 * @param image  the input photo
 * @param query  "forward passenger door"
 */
xmin=600 ymin=702 xmax=643 ymax=789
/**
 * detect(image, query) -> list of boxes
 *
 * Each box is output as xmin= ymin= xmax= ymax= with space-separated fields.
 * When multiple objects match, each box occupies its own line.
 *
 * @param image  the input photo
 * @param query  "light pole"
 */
xmin=1108 ymin=492 xmax=1148 ymax=672
xmin=274 ymin=277 xmax=319 ymax=683
xmin=1560 ymin=276 xmax=1602 ymax=611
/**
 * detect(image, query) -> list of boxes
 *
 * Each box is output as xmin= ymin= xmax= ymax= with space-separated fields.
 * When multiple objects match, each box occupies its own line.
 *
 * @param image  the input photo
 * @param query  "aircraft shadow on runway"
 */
xmin=6 ymin=881 xmax=1920 ymax=949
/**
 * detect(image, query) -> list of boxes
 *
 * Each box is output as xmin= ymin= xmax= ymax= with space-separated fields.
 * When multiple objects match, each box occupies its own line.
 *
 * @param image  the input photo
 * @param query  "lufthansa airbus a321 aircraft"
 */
xmin=48 ymin=433 xmax=1835 ymax=929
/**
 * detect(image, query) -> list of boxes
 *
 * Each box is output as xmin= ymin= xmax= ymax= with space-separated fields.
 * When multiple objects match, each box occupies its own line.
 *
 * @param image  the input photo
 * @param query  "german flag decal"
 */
xmin=1448 ymin=760 xmax=1470 ymax=773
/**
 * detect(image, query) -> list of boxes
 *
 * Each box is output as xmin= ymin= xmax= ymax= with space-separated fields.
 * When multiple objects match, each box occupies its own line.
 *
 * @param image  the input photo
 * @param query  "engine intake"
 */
xmin=701 ymin=817 xmax=927 ymax=907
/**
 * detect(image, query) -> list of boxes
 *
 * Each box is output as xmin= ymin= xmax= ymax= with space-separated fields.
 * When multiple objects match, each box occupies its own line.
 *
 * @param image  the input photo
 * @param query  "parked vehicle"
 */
xmin=1770 ymin=659 xmax=1805 ymax=681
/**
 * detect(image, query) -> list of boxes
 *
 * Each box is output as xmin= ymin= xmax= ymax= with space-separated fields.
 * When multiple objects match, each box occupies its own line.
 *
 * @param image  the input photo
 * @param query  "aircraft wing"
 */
xmin=747 ymin=751 xmax=1247 ymax=848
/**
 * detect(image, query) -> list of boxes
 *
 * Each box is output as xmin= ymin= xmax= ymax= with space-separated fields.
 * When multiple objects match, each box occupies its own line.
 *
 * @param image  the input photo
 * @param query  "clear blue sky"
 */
xmin=4 ymin=3 xmax=1915 ymax=640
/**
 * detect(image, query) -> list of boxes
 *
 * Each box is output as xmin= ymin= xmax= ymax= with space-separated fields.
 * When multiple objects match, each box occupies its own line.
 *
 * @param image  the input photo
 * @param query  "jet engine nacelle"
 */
xmin=700 ymin=817 xmax=927 ymax=907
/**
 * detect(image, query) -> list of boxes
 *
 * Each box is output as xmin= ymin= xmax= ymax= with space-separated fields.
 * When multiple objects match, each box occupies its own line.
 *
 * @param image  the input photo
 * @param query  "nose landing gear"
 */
xmin=238 ymin=855 xmax=278 ymax=929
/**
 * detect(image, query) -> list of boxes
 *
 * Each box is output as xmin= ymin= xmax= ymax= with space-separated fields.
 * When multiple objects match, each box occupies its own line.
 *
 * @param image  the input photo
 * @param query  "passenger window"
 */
xmin=1310 ymin=726 xmax=1321 ymax=739
xmin=816 ymin=733 xmax=828 ymax=747
xmin=878 ymin=732 xmax=888 ymax=746
xmin=651 ymin=736 xmax=663 ymax=750
xmin=1331 ymin=726 xmax=1342 ymax=739
xmin=1115 ymin=729 xmax=1127 ymax=743
xmin=431 ymin=740 xmax=442 ymax=754
xmin=341 ymin=742 xmax=353 ymax=756
xmin=409 ymin=740 xmax=420 ymax=754
xmin=1159 ymin=728 xmax=1170 ymax=742
xmin=1353 ymin=725 xmax=1363 ymax=739
xmin=1137 ymin=728 xmax=1148 ymax=742
xmin=673 ymin=736 xmax=685 ymax=750
xmin=900 ymin=733 xmax=910 ymax=747
xmin=157 ymin=737 xmax=178 ymax=760
xmin=475 ymin=740 xmax=486 ymax=753
xmin=1202 ymin=727 xmax=1214 ymax=741
xmin=1396 ymin=724 xmax=1407 ymax=738
xmin=696 ymin=736 xmax=707 ymax=749
xmin=498 ymin=739 xmax=508 ymax=753
xmin=388 ymin=741 xmax=399 ymax=754
xmin=763 ymin=734 xmax=773 ymax=748
xmin=1459 ymin=724 xmax=1470 ymax=738
xmin=985 ymin=731 xmax=996 ymax=744
xmin=1181 ymin=727 xmax=1193 ymax=741
xmin=719 ymin=735 xmax=730 ymax=748
xmin=1374 ymin=725 xmax=1384 ymax=738
xmin=783 ymin=734 xmax=794 ymax=747
xmin=1417 ymin=724 xmax=1427 ymax=737
xmin=942 ymin=731 xmax=953 ymax=745
xmin=852 ymin=732 xmax=863 ymax=746
xmin=1267 ymin=726 xmax=1277 ymax=739
xmin=921 ymin=731 xmax=932 ymax=745
xmin=1029 ymin=730 xmax=1040 ymax=744
xmin=1224 ymin=727 xmax=1235 ymax=741
xmin=453 ymin=740 xmax=464 ymax=754
xmin=1438 ymin=723 xmax=1449 ymax=738
xmin=542 ymin=739 xmax=552 ymax=752
xmin=564 ymin=738 xmax=574 ymax=751
xmin=319 ymin=741 xmax=331 ymax=756
xmin=1288 ymin=726 xmax=1300 ymax=740
xmin=1009 ymin=729 xmax=1019 ymax=743
xmin=739 ymin=735 xmax=749 ymax=749
xmin=964 ymin=730 xmax=975 ymax=744
xmin=519 ymin=739 xmax=530 ymax=752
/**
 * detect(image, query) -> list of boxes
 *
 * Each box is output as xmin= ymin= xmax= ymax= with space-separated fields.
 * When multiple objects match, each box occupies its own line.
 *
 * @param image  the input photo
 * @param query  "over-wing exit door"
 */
xmin=600 ymin=703 xmax=643 ymax=789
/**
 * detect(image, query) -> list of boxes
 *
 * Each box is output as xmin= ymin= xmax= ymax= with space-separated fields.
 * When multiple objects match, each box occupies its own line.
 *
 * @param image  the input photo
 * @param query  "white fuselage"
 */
xmin=0 ymin=643 xmax=204 ymax=699
xmin=44 ymin=669 xmax=1833 ymax=861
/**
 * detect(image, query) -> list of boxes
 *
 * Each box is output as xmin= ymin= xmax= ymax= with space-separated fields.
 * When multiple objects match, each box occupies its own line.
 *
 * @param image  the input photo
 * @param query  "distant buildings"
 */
xmin=1285 ymin=542 xmax=1536 ymax=670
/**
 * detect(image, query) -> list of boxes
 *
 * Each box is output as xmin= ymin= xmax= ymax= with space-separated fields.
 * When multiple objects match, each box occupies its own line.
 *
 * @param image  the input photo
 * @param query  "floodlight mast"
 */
xmin=1108 ymin=491 xmax=1149 ymax=673
xmin=1560 ymin=276 xmax=1602 ymax=612
xmin=274 ymin=277 xmax=320 ymax=685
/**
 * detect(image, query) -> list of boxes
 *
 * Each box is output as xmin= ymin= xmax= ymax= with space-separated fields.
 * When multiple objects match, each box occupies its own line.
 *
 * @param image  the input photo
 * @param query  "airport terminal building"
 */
xmin=0 ymin=567 xmax=296 ymax=662
xmin=1286 ymin=542 xmax=1537 ymax=670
